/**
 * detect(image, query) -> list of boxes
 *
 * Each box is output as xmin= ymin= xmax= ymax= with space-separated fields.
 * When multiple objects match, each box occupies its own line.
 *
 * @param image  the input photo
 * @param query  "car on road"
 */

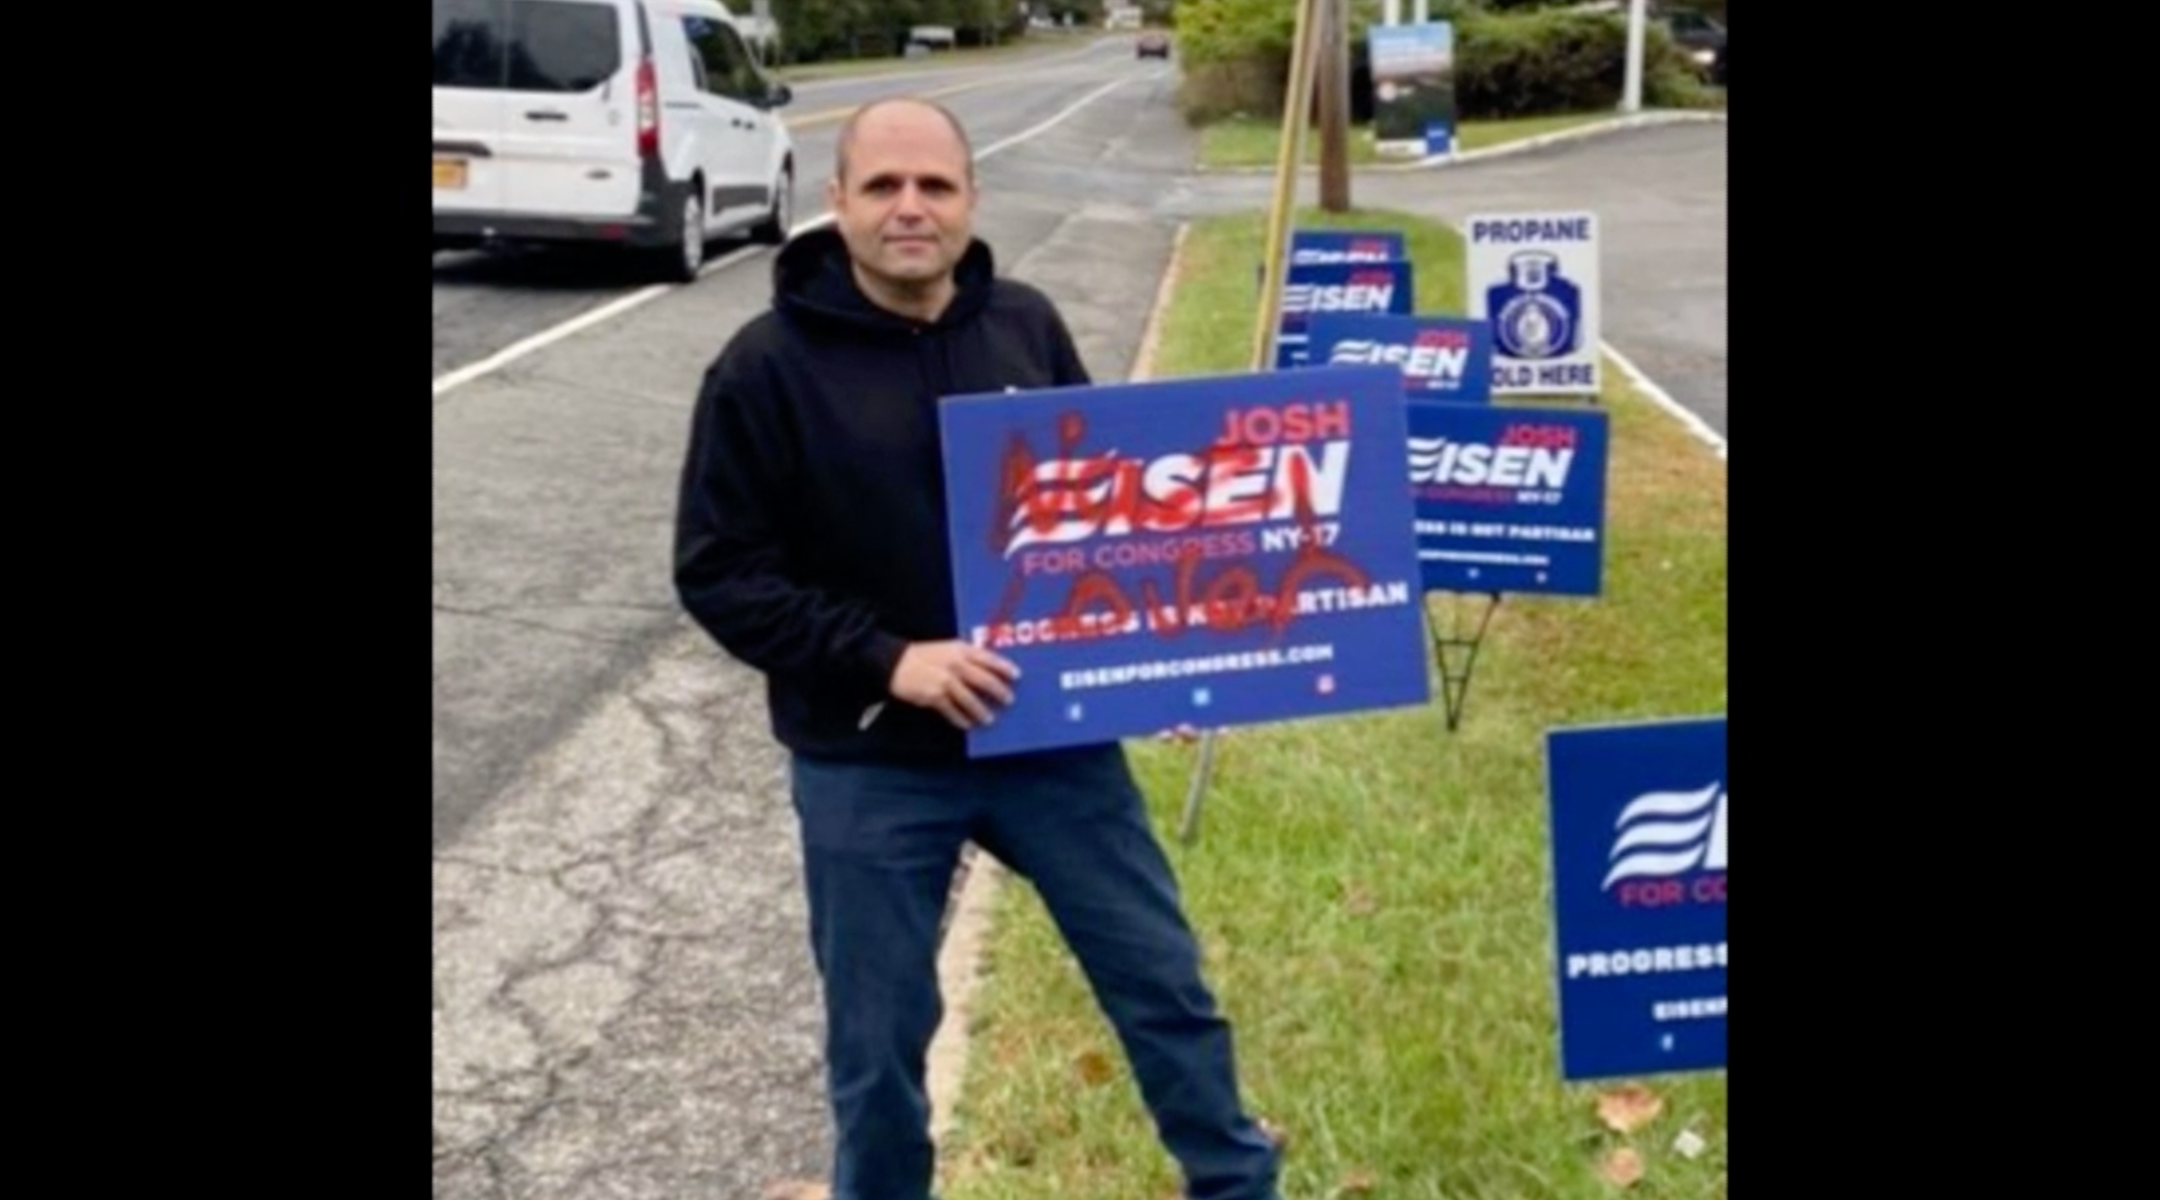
xmin=1654 ymin=4 xmax=1725 ymax=82
xmin=432 ymin=0 xmax=797 ymax=282
xmin=1136 ymin=30 xmax=1170 ymax=59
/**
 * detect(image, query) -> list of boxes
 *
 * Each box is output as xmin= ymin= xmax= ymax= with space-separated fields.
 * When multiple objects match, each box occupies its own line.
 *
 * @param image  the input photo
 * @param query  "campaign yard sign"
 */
xmin=1275 ymin=261 xmax=1415 ymax=370
xmin=1464 ymin=211 xmax=1600 ymax=396
xmin=1545 ymin=716 xmax=1726 ymax=1081
xmin=1261 ymin=229 xmax=1408 ymax=297
xmin=1257 ymin=229 xmax=1408 ymax=290
xmin=937 ymin=364 xmax=1432 ymax=758
xmin=1407 ymin=400 xmax=1607 ymax=595
xmin=1368 ymin=20 xmax=1456 ymax=158
xmin=1289 ymin=229 xmax=1407 ymax=266
xmin=1305 ymin=314 xmax=1493 ymax=404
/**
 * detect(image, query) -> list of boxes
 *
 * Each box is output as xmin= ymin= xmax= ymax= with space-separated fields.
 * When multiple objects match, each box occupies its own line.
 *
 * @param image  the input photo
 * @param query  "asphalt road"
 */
xmin=431 ymin=35 xmax=1135 ymax=380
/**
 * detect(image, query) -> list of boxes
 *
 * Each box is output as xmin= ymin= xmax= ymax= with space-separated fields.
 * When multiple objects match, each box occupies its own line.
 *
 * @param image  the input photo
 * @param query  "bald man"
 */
xmin=674 ymin=98 xmax=1285 ymax=1200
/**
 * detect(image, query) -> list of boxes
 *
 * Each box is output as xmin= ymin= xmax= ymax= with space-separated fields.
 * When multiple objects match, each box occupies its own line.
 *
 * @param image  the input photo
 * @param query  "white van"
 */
xmin=432 ymin=0 xmax=797 ymax=281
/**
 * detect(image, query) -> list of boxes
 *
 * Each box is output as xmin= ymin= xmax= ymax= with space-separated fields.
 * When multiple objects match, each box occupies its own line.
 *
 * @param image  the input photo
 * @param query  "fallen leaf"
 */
xmin=1342 ymin=881 xmax=1376 ymax=915
xmin=1333 ymin=1165 xmax=1379 ymax=1195
xmin=763 ymin=1182 xmax=831 ymax=1200
xmin=1075 ymin=1049 xmax=1115 ymax=1086
xmin=1595 ymin=1083 xmax=1664 ymax=1134
xmin=1598 ymin=1147 xmax=1645 ymax=1187
xmin=1672 ymin=1128 xmax=1706 ymax=1159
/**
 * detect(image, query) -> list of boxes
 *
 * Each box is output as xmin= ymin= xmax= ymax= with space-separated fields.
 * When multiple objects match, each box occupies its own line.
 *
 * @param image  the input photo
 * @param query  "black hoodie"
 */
xmin=673 ymin=226 xmax=1093 ymax=763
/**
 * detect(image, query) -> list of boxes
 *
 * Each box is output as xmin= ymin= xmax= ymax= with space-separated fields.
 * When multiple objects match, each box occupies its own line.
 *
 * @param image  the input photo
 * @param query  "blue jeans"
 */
xmin=788 ymin=742 xmax=1282 ymax=1200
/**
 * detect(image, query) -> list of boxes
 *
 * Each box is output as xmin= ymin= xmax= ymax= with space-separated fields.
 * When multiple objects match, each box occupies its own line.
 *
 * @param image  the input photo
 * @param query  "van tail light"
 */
xmin=635 ymin=57 xmax=659 ymax=157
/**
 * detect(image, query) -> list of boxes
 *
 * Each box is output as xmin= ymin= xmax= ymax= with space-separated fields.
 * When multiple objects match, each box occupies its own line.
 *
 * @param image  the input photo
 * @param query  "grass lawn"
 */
xmin=937 ymin=206 xmax=1728 ymax=1199
xmin=1198 ymin=112 xmax=1617 ymax=168
xmin=772 ymin=33 xmax=1106 ymax=83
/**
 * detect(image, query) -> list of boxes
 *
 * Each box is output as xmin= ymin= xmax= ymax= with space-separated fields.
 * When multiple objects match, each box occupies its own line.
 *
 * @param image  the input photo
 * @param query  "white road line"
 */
xmin=1364 ymin=111 xmax=1727 ymax=173
xmin=969 ymin=74 xmax=1127 ymax=158
xmin=432 ymin=74 xmax=1133 ymax=400
xmin=433 ymin=285 xmax=665 ymax=398
xmin=1605 ymin=341 xmax=1727 ymax=460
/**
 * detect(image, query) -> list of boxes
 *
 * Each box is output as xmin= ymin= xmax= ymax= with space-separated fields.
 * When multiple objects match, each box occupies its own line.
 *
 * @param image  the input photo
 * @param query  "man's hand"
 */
xmin=890 ymin=641 xmax=1020 ymax=730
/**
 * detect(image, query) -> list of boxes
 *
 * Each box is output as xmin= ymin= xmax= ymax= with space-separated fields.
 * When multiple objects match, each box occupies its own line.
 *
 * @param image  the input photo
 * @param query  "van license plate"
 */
xmin=433 ymin=159 xmax=467 ymax=189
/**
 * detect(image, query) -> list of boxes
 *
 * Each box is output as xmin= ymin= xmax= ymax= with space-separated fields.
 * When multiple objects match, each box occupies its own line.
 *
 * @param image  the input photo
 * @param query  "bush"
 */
xmin=1178 ymin=54 xmax=1293 ymax=125
xmin=1175 ymin=0 xmax=1411 ymax=124
xmin=1452 ymin=6 xmax=1704 ymax=116
xmin=1171 ymin=0 xmax=1304 ymax=65
xmin=1173 ymin=2 xmax=1711 ymax=125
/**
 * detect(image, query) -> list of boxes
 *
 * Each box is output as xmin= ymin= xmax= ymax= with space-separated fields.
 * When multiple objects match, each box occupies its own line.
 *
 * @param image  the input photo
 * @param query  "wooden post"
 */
xmin=1317 ymin=0 xmax=1351 ymax=212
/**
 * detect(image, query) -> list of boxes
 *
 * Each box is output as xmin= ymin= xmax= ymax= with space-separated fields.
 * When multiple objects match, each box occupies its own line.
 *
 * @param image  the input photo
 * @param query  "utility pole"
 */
xmin=1316 ymin=0 xmax=1351 ymax=212
xmin=1622 ymin=0 xmax=1647 ymax=112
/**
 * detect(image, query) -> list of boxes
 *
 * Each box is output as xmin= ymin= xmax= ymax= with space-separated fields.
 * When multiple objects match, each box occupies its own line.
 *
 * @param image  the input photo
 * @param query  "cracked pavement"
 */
xmin=434 ymin=632 xmax=828 ymax=1199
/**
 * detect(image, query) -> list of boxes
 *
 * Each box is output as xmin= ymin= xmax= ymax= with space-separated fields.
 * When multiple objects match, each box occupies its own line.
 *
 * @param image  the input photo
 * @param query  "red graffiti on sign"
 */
xmin=978 ymin=402 xmax=1370 ymax=647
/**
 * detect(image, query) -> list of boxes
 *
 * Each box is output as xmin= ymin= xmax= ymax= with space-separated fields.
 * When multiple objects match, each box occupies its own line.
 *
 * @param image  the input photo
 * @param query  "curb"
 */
xmin=925 ymin=847 xmax=1004 ymax=1145
xmin=1375 ymin=108 xmax=1726 ymax=172
xmin=923 ymin=220 xmax=1194 ymax=1150
xmin=1195 ymin=108 xmax=1727 ymax=176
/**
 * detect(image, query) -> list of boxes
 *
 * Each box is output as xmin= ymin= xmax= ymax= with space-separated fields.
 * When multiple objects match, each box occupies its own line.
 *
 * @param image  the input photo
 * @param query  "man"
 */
xmin=672 ymin=97 xmax=1284 ymax=1200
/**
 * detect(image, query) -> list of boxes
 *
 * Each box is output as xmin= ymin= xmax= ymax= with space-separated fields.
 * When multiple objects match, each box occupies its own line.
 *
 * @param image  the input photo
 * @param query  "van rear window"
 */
xmin=433 ymin=0 xmax=623 ymax=92
xmin=433 ymin=0 xmax=503 ymax=89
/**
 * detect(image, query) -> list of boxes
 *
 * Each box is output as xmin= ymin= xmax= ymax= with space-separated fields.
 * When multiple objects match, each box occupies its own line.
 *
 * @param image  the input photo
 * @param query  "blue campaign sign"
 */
xmin=1545 ymin=716 xmax=1726 ymax=1081
xmin=1256 ymin=229 xmax=1408 ymax=290
xmin=1406 ymin=400 xmax=1606 ymax=595
xmin=1305 ymin=314 xmax=1493 ymax=403
xmin=1274 ymin=261 xmax=1415 ymax=369
xmin=1368 ymin=21 xmax=1455 ymax=156
xmin=937 ymin=364 xmax=1433 ymax=757
xmin=1289 ymin=229 xmax=1407 ymax=265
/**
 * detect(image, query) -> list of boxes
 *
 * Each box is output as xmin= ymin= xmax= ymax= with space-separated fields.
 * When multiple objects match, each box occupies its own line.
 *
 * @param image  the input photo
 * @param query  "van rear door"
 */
xmin=491 ymin=0 xmax=643 ymax=220
xmin=433 ymin=0 xmax=511 ymax=213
